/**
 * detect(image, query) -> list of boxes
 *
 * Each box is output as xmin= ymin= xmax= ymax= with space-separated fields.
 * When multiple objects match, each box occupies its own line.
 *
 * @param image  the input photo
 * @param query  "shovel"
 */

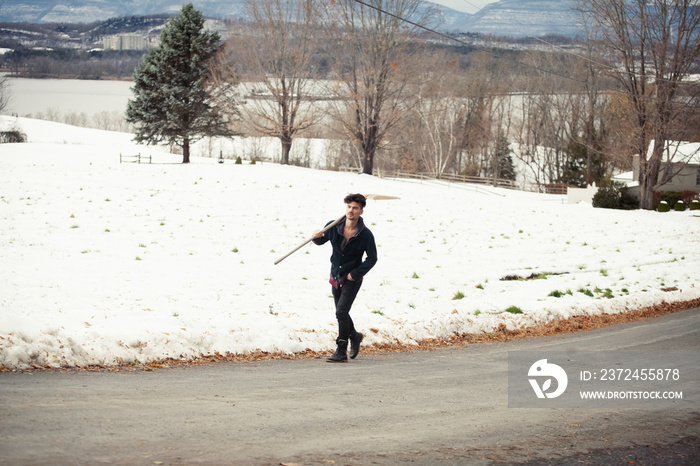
xmin=273 ymin=193 xmax=399 ymax=265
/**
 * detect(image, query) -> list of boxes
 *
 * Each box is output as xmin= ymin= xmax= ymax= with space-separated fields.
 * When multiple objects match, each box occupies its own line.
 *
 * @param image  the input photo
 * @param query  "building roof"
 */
xmin=648 ymin=141 xmax=700 ymax=165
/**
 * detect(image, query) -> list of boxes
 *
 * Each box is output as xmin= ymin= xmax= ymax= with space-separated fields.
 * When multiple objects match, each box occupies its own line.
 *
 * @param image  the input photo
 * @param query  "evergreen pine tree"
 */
xmin=126 ymin=3 xmax=235 ymax=163
xmin=488 ymin=134 xmax=516 ymax=182
xmin=560 ymin=140 xmax=607 ymax=188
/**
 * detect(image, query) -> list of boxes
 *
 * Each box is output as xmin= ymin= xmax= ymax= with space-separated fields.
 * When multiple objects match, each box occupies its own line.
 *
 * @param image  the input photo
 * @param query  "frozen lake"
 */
xmin=2 ymin=77 xmax=133 ymax=116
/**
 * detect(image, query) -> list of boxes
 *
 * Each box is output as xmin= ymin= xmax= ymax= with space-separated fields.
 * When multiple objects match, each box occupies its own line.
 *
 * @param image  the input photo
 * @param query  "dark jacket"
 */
xmin=313 ymin=216 xmax=377 ymax=286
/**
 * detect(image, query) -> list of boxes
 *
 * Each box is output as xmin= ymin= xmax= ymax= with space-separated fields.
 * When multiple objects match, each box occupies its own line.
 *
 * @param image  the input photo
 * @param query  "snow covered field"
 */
xmin=1 ymin=116 xmax=699 ymax=370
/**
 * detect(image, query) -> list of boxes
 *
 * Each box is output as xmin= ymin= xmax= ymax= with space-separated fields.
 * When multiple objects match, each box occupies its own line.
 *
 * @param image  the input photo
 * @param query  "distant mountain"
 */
xmin=0 ymin=0 xmax=581 ymax=38
xmin=458 ymin=0 xmax=582 ymax=37
xmin=0 ymin=0 xmax=249 ymax=23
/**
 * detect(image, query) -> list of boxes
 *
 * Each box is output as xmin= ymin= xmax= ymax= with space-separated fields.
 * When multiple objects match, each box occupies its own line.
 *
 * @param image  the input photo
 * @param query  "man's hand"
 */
xmin=347 ymin=273 xmax=354 ymax=281
xmin=312 ymin=230 xmax=323 ymax=239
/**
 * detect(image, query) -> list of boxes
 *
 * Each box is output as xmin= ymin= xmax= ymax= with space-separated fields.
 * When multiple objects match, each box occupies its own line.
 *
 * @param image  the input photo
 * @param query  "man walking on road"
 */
xmin=313 ymin=194 xmax=377 ymax=363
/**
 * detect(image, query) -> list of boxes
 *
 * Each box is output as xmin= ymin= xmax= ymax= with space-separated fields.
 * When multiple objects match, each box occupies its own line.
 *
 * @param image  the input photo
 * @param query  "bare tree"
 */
xmin=454 ymin=51 xmax=515 ymax=180
xmin=400 ymin=52 xmax=464 ymax=178
xmin=231 ymin=0 xmax=320 ymax=165
xmin=321 ymin=0 xmax=435 ymax=175
xmin=582 ymin=0 xmax=700 ymax=209
xmin=0 ymin=74 xmax=9 ymax=114
xmin=577 ymin=8 xmax=608 ymax=186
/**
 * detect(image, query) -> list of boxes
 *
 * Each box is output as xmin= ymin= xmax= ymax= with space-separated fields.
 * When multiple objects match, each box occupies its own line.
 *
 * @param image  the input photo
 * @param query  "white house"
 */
xmin=628 ymin=141 xmax=700 ymax=198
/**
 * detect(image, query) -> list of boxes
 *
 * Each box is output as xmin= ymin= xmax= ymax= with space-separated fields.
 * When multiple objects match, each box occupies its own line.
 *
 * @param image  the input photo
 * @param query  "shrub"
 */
xmin=592 ymin=180 xmax=638 ymax=210
xmin=674 ymin=200 xmax=686 ymax=211
xmin=235 ymin=156 xmax=242 ymax=164
xmin=680 ymin=190 xmax=699 ymax=204
xmin=0 ymin=130 xmax=27 ymax=143
xmin=691 ymin=200 xmax=700 ymax=211
xmin=655 ymin=191 xmax=682 ymax=207
xmin=658 ymin=201 xmax=670 ymax=212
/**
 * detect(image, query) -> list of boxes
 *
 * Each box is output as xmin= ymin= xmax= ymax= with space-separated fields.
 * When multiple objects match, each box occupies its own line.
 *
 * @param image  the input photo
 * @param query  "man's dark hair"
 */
xmin=344 ymin=193 xmax=366 ymax=208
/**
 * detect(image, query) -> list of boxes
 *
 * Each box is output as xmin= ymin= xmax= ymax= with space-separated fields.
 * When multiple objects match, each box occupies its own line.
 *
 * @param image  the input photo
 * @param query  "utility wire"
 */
xmin=455 ymin=0 xmax=489 ymax=14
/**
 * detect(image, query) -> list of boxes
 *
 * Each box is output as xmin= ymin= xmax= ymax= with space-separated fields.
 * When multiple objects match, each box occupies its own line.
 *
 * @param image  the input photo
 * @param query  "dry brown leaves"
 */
xmin=3 ymin=298 xmax=699 ymax=373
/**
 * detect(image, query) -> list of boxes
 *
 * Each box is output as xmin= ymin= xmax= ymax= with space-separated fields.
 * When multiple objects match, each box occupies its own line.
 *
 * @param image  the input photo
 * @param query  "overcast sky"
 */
xmin=431 ymin=0 xmax=498 ymax=14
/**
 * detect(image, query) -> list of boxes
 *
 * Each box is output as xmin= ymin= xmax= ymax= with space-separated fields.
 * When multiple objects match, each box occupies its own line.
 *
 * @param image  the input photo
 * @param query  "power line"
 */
xmin=454 ymin=0 xmax=489 ymax=14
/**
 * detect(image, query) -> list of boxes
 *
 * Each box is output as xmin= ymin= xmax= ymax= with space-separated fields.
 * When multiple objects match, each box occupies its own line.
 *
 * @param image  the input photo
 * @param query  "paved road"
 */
xmin=1 ymin=308 xmax=699 ymax=465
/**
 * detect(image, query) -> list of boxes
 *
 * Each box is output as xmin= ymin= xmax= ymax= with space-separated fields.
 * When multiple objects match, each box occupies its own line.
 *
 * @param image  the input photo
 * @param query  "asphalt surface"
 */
xmin=1 ymin=307 xmax=699 ymax=465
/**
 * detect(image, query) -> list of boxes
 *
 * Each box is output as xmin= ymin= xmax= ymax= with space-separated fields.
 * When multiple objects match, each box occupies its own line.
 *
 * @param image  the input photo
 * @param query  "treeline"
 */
xmin=215 ymin=0 xmax=699 ymax=207
xmin=223 ymin=16 xmax=629 ymax=189
xmin=25 ymin=108 xmax=132 ymax=133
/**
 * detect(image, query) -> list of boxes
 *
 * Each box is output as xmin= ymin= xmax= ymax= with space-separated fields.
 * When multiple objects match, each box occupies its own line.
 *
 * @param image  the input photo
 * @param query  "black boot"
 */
xmin=349 ymin=332 xmax=363 ymax=359
xmin=326 ymin=339 xmax=348 ymax=363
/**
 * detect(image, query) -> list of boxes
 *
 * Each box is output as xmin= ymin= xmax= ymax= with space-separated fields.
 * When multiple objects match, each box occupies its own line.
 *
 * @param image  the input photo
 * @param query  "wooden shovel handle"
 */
xmin=273 ymin=214 xmax=345 ymax=265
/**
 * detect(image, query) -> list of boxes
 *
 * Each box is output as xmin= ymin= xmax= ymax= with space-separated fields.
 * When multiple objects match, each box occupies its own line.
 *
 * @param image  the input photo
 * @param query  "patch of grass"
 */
xmin=452 ymin=291 xmax=465 ymax=300
xmin=600 ymin=269 xmax=609 ymax=277
xmin=548 ymin=289 xmax=572 ymax=298
xmin=504 ymin=306 xmax=523 ymax=315
xmin=476 ymin=284 xmax=484 ymax=290
xmin=372 ymin=310 xmax=385 ymax=316
xmin=232 ymin=247 xmax=239 ymax=253
xmin=412 ymin=272 xmax=420 ymax=279
xmin=501 ymin=272 xmax=559 ymax=281
xmin=578 ymin=288 xmax=594 ymax=297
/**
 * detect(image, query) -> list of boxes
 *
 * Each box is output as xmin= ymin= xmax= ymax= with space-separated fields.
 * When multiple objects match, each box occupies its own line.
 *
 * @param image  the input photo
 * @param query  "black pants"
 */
xmin=332 ymin=280 xmax=361 ymax=340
